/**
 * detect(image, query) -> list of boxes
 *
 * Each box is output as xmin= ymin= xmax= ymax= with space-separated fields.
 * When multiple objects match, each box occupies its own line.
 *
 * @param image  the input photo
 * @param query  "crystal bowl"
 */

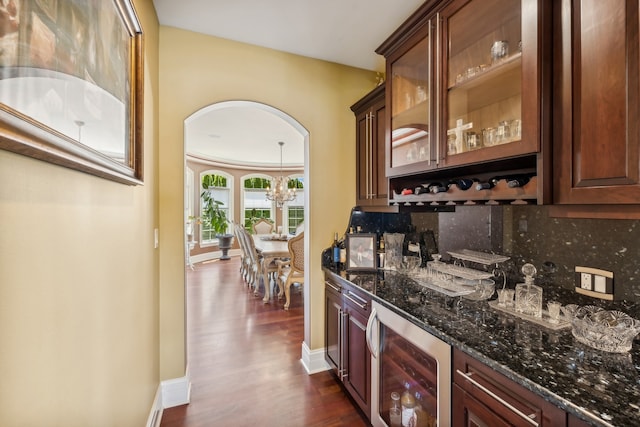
xmin=461 ymin=278 xmax=495 ymax=301
xmin=561 ymin=305 xmax=640 ymax=353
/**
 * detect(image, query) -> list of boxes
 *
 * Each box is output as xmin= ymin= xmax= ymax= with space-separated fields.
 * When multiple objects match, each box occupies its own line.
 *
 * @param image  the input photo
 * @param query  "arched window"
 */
xmin=242 ymin=174 xmax=273 ymax=231
xmin=200 ymin=170 xmax=233 ymax=244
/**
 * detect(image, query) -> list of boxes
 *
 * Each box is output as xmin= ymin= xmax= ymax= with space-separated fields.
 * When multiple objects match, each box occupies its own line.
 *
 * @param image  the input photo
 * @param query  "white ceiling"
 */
xmin=153 ymin=0 xmax=425 ymax=166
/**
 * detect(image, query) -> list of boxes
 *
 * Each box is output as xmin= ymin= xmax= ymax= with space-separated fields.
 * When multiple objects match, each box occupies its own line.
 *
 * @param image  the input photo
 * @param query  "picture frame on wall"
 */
xmin=0 ymin=0 xmax=144 ymax=185
xmin=346 ymin=233 xmax=377 ymax=271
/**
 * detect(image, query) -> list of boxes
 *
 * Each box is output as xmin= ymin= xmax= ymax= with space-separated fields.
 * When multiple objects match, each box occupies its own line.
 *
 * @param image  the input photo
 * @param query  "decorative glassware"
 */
xmin=515 ymin=263 xmax=542 ymax=318
xmin=547 ymin=301 xmax=562 ymax=324
xmin=490 ymin=40 xmax=509 ymax=63
xmin=562 ymin=305 xmax=640 ymax=353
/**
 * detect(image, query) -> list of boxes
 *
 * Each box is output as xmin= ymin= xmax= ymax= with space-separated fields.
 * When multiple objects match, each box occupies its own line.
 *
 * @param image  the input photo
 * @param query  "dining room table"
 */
xmin=252 ymin=234 xmax=291 ymax=303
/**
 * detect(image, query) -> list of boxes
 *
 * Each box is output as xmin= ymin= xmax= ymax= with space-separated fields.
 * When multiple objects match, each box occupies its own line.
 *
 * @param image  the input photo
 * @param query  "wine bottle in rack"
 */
xmin=475 ymin=177 xmax=501 ymax=191
xmin=428 ymin=182 xmax=449 ymax=194
xmin=506 ymin=174 xmax=534 ymax=188
xmin=450 ymin=178 xmax=478 ymax=191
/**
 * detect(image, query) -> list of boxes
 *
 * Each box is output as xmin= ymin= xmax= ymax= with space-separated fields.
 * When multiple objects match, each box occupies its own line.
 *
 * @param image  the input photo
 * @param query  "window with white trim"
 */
xmin=242 ymin=175 xmax=273 ymax=231
xmin=200 ymin=171 xmax=233 ymax=244
xmin=286 ymin=176 xmax=304 ymax=234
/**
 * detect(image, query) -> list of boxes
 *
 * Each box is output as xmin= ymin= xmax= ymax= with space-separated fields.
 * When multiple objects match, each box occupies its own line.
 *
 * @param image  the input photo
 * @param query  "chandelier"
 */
xmin=266 ymin=141 xmax=297 ymax=208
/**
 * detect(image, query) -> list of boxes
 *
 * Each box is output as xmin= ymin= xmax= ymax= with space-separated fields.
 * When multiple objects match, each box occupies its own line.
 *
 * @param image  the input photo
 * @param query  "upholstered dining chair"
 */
xmin=252 ymin=218 xmax=274 ymax=235
xmin=276 ymin=231 xmax=304 ymax=310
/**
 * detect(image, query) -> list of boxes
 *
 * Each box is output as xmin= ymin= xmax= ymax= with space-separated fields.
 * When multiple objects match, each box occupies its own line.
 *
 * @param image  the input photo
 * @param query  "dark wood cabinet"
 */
xmin=351 ymin=84 xmax=390 ymax=209
xmin=453 ymin=348 xmax=566 ymax=427
xmin=553 ymin=0 xmax=639 ymax=202
xmin=377 ymin=0 xmax=552 ymax=207
xmin=324 ymin=277 xmax=372 ymax=419
xmin=553 ymin=0 xmax=640 ymax=211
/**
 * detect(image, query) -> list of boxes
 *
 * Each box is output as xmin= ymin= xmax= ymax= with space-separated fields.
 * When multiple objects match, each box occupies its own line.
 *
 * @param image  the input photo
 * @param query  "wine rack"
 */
xmin=390 ymin=176 xmax=538 ymax=206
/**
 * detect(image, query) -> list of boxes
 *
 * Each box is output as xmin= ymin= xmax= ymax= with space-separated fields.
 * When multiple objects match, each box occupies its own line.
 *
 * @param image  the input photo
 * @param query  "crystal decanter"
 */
xmin=515 ymin=263 xmax=542 ymax=318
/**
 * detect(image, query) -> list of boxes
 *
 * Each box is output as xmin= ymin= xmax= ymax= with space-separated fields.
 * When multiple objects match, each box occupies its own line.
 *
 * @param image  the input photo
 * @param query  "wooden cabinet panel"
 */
xmin=453 ymin=383 xmax=512 ymax=427
xmin=554 ymin=0 xmax=640 ymax=204
xmin=325 ymin=281 xmax=342 ymax=374
xmin=344 ymin=302 xmax=371 ymax=415
xmin=352 ymin=84 xmax=391 ymax=209
xmin=453 ymin=348 xmax=566 ymax=426
xmin=324 ymin=277 xmax=372 ymax=420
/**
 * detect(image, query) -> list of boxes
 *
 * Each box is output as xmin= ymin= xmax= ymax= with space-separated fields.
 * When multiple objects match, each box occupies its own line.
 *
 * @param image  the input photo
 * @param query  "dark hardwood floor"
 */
xmin=160 ymin=257 xmax=368 ymax=427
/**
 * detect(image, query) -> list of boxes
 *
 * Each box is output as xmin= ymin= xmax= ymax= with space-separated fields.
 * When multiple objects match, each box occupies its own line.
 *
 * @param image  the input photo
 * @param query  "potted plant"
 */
xmin=201 ymin=186 xmax=234 ymax=260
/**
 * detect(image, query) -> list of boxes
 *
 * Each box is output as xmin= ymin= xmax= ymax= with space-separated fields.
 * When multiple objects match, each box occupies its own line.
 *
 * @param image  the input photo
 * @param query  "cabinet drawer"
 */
xmin=453 ymin=348 xmax=565 ymax=426
xmin=342 ymin=283 xmax=371 ymax=316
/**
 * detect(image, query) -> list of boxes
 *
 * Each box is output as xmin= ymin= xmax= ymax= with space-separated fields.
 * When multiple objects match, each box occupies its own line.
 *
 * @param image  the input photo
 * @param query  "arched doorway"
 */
xmin=183 ymin=99 xmax=311 ymax=357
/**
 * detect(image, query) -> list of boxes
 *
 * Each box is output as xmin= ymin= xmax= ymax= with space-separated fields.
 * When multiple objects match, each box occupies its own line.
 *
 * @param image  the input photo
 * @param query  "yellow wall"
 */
xmin=159 ymin=27 xmax=376 ymax=377
xmin=0 ymin=1 xmax=160 ymax=426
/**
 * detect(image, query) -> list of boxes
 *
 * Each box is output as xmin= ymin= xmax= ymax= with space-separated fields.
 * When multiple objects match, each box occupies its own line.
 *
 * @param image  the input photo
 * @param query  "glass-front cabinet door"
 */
xmin=441 ymin=0 xmax=545 ymax=167
xmin=386 ymin=19 xmax=435 ymax=177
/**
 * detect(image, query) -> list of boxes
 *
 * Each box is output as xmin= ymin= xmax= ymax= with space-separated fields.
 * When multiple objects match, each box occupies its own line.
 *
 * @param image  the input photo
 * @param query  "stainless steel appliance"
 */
xmin=367 ymin=301 xmax=451 ymax=427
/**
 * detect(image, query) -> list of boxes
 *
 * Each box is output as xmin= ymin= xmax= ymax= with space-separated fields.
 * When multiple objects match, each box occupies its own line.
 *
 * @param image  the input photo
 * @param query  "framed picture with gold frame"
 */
xmin=0 ymin=0 xmax=144 ymax=185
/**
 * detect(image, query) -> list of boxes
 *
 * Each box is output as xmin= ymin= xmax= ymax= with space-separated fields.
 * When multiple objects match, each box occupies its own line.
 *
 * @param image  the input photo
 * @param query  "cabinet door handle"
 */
xmin=427 ymin=18 xmax=432 ymax=164
xmin=365 ymin=308 xmax=378 ymax=358
xmin=325 ymin=281 xmax=341 ymax=293
xmin=344 ymin=292 xmax=368 ymax=310
xmin=434 ymin=14 xmax=441 ymax=165
xmin=340 ymin=311 xmax=348 ymax=380
xmin=346 ymin=290 xmax=368 ymax=307
xmin=365 ymin=112 xmax=371 ymax=199
xmin=369 ymin=111 xmax=374 ymax=198
xmin=456 ymin=370 xmax=539 ymax=426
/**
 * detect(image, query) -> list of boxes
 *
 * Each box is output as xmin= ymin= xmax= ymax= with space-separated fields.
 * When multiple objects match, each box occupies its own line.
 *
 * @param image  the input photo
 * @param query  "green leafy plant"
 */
xmin=201 ymin=187 xmax=229 ymax=236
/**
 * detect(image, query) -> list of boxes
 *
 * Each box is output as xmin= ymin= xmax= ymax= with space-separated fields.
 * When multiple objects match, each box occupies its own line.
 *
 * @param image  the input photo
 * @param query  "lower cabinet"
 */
xmin=324 ymin=277 xmax=371 ymax=419
xmin=453 ymin=348 xmax=566 ymax=427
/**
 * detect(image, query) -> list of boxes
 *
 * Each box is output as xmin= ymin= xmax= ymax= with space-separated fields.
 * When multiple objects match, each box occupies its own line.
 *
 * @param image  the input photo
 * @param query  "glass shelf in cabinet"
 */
xmin=448 ymin=52 xmax=522 ymax=91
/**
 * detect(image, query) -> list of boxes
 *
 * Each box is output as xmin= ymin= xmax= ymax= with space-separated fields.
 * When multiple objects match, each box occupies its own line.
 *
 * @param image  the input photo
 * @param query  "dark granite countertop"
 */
xmin=323 ymin=266 xmax=640 ymax=427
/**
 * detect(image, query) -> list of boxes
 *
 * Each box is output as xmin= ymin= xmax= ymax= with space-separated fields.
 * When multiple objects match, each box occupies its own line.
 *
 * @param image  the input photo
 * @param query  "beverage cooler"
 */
xmin=367 ymin=301 xmax=451 ymax=427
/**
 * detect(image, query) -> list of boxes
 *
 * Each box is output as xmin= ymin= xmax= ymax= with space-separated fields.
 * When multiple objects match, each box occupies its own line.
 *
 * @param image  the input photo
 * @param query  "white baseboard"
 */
xmin=146 ymin=386 xmax=163 ymax=427
xmin=161 ymin=374 xmax=191 ymax=408
xmin=300 ymin=341 xmax=330 ymax=374
xmin=190 ymin=248 xmax=241 ymax=265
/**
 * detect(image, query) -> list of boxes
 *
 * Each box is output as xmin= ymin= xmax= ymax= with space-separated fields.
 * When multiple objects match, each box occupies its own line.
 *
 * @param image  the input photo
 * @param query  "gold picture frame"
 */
xmin=0 ymin=0 xmax=144 ymax=185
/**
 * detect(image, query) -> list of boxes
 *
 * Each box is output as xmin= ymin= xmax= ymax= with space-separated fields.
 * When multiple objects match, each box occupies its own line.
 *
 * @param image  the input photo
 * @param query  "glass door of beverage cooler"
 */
xmin=368 ymin=301 xmax=451 ymax=427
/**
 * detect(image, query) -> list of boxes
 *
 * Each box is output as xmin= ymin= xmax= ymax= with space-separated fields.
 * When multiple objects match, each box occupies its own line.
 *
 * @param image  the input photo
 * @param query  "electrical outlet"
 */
xmin=575 ymin=266 xmax=614 ymax=300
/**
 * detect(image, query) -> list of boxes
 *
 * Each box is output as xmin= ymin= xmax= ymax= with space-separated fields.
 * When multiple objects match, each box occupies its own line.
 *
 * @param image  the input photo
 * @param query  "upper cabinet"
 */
xmin=441 ymin=0 xmax=545 ymax=168
xmin=386 ymin=19 xmax=436 ymax=177
xmin=553 ymin=0 xmax=640 ymax=210
xmin=352 ymin=84 xmax=394 ymax=210
xmin=377 ymin=0 xmax=551 ymax=206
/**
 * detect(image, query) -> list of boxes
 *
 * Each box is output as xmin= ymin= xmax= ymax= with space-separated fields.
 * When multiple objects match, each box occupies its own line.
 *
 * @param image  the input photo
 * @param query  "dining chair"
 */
xmin=238 ymin=226 xmax=261 ymax=290
xmin=276 ymin=231 xmax=304 ymax=310
xmin=252 ymin=218 xmax=274 ymax=235
xmin=234 ymin=223 xmax=250 ymax=282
